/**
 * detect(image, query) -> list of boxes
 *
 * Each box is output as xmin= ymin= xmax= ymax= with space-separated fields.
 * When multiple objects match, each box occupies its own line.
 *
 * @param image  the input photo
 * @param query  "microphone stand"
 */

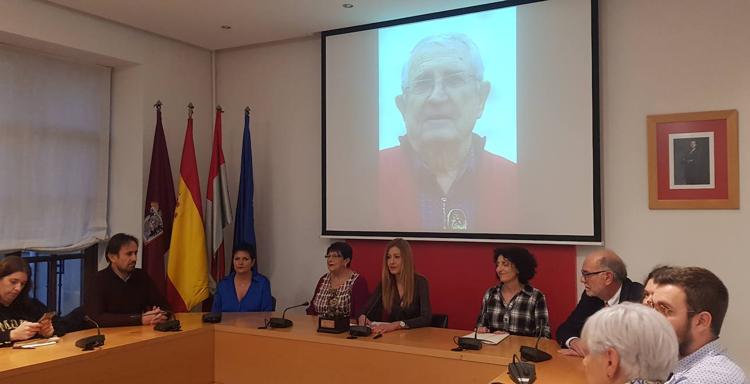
xmin=269 ymin=302 xmax=309 ymax=328
xmin=75 ymin=316 xmax=105 ymax=351
xmin=520 ymin=320 xmax=551 ymax=362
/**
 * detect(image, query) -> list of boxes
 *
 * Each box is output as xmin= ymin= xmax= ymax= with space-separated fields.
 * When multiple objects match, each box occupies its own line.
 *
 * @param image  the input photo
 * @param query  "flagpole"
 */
xmin=187 ymin=102 xmax=194 ymax=119
xmin=154 ymin=100 xmax=162 ymax=110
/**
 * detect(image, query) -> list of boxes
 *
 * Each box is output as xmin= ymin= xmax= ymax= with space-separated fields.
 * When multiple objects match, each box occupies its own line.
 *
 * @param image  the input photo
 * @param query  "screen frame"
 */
xmin=320 ymin=0 xmax=601 ymax=244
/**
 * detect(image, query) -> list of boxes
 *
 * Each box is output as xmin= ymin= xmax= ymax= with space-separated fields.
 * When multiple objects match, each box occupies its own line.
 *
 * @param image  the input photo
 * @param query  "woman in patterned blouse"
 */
xmin=306 ymin=242 xmax=368 ymax=319
xmin=476 ymin=246 xmax=551 ymax=337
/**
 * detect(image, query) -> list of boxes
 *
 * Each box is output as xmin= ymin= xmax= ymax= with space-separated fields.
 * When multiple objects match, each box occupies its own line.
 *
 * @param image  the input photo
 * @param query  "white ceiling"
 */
xmin=46 ymin=0 xmax=501 ymax=50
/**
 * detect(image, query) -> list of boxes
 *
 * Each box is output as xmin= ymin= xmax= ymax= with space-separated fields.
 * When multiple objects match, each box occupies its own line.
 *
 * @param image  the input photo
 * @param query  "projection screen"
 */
xmin=322 ymin=0 xmax=600 ymax=243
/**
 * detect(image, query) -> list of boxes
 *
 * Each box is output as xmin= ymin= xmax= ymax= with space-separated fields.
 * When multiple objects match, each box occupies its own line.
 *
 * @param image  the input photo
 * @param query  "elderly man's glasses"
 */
xmin=407 ymin=72 xmax=476 ymax=95
xmin=581 ymin=270 xmax=609 ymax=279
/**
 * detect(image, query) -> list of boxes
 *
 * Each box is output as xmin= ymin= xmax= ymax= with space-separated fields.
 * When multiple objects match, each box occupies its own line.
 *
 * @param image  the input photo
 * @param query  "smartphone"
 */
xmin=37 ymin=311 xmax=56 ymax=322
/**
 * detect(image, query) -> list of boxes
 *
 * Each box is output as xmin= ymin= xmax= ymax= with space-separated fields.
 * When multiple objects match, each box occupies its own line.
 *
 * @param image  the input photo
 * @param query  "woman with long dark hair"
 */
xmin=0 ymin=256 xmax=55 ymax=346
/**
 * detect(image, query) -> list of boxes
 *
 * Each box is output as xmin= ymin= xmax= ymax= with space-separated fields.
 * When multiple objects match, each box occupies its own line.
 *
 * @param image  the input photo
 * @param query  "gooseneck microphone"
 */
xmin=75 ymin=315 xmax=105 ymax=351
xmin=349 ymin=298 xmax=378 ymax=337
xmin=458 ymin=303 xmax=485 ymax=350
xmin=520 ymin=320 xmax=551 ymax=362
xmin=269 ymin=301 xmax=309 ymax=328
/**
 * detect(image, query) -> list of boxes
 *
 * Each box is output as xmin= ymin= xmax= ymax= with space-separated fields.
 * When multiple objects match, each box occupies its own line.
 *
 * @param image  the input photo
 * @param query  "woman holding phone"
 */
xmin=0 ymin=255 xmax=55 ymax=346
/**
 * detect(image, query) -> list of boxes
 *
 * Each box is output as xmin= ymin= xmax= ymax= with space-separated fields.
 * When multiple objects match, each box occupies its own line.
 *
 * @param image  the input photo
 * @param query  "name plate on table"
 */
xmin=317 ymin=316 xmax=350 ymax=334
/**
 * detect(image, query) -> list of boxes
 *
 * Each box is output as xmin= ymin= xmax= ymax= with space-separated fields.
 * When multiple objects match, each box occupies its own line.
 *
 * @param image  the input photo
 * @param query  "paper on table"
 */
xmin=461 ymin=332 xmax=509 ymax=345
xmin=13 ymin=336 xmax=61 ymax=349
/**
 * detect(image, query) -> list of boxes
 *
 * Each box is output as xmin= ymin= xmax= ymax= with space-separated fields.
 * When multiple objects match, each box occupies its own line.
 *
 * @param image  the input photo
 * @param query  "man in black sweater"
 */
xmin=86 ymin=233 xmax=169 ymax=327
xmin=556 ymin=248 xmax=644 ymax=356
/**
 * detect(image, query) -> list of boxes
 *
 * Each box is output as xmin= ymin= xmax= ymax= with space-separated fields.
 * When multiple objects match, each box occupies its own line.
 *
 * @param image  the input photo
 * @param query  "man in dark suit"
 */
xmin=556 ymin=248 xmax=644 ymax=356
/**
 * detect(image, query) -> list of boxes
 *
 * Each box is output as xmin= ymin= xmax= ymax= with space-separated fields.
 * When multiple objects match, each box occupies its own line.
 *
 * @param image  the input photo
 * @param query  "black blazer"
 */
xmin=556 ymin=278 xmax=644 ymax=346
xmin=359 ymin=274 xmax=432 ymax=329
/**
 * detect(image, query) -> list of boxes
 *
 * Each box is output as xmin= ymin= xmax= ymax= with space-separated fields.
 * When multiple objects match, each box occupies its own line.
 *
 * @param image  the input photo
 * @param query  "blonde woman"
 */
xmin=358 ymin=238 xmax=431 ymax=334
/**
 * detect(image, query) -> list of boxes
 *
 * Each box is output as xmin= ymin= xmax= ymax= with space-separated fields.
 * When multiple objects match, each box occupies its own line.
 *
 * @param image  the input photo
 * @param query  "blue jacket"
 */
xmin=211 ymin=271 xmax=273 ymax=312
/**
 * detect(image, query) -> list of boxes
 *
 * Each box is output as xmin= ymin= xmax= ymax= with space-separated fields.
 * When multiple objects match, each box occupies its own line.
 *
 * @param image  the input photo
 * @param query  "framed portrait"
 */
xmin=647 ymin=110 xmax=739 ymax=209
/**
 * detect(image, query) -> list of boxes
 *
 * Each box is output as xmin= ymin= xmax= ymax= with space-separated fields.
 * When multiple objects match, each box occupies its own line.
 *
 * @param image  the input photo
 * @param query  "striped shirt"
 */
xmin=477 ymin=284 xmax=551 ymax=338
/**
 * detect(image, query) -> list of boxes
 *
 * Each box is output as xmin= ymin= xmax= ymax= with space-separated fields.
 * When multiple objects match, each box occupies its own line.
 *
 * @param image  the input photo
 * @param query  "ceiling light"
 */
xmin=221 ymin=25 xmax=232 ymax=30
xmin=342 ymin=3 xmax=354 ymax=8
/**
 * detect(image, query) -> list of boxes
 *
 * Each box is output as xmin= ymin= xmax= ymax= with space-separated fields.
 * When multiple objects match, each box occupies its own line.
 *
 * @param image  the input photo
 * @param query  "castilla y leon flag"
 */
xmin=167 ymin=113 xmax=209 ymax=312
xmin=206 ymin=107 xmax=232 ymax=285
xmin=143 ymin=107 xmax=176 ymax=297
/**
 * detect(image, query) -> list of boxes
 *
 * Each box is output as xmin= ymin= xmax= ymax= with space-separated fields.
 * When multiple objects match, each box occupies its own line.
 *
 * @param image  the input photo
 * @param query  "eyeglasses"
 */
xmin=324 ymin=254 xmax=343 ymax=259
xmin=646 ymin=300 xmax=697 ymax=317
xmin=581 ymin=270 xmax=609 ymax=279
xmin=406 ymin=72 xmax=476 ymax=95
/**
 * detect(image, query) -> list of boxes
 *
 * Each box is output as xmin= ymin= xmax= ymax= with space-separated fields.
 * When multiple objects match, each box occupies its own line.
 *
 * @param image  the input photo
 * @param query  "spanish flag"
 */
xmin=167 ymin=114 xmax=209 ymax=311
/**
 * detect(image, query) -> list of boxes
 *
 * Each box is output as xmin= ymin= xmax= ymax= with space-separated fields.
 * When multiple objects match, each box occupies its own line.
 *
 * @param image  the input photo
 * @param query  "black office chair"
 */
xmin=431 ymin=313 xmax=448 ymax=328
xmin=271 ymin=296 xmax=277 ymax=311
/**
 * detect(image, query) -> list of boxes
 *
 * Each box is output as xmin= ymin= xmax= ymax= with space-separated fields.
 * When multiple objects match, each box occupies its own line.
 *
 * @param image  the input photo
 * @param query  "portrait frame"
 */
xmin=647 ymin=109 xmax=739 ymax=209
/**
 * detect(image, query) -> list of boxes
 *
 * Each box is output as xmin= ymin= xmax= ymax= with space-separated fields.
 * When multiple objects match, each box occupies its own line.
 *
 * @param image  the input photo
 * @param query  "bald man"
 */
xmin=556 ymin=249 xmax=644 ymax=356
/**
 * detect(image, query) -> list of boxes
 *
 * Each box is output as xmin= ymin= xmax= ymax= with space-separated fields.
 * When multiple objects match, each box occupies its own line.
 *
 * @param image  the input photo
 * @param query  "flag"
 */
xmin=206 ymin=108 xmax=232 ymax=285
xmin=167 ymin=114 xmax=209 ymax=311
xmin=233 ymin=109 xmax=257 ymax=259
xmin=142 ymin=107 xmax=176 ymax=297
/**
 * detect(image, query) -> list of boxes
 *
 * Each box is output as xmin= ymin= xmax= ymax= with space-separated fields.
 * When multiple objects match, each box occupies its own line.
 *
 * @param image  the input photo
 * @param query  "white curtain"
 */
xmin=0 ymin=45 xmax=110 ymax=252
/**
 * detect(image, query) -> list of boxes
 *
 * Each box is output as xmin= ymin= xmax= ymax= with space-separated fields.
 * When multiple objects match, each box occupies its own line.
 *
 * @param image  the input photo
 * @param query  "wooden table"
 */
xmin=0 ymin=312 xmax=584 ymax=383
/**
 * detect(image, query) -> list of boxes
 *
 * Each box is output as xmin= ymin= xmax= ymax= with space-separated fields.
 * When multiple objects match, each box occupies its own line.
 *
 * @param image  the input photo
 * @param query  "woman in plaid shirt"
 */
xmin=476 ymin=247 xmax=551 ymax=338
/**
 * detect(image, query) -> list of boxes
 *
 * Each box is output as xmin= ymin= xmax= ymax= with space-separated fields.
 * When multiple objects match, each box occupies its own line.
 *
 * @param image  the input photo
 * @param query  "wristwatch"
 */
xmin=399 ymin=321 xmax=408 ymax=329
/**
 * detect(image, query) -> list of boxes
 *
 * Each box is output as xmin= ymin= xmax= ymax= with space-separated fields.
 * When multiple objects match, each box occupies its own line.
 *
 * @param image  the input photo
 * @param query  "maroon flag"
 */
xmin=143 ymin=105 xmax=177 ymax=297
xmin=206 ymin=107 xmax=232 ymax=285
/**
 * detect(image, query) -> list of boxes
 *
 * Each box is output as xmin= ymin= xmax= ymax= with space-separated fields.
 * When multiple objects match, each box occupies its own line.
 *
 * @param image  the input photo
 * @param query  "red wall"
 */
xmin=348 ymin=239 xmax=577 ymax=337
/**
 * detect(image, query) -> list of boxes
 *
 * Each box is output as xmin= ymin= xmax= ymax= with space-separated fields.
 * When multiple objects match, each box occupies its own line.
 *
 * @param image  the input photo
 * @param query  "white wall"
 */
xmin=216 ymin=38 xmax=330 ymax=308
xmin=216 ymin=0 xmax=750 ymax=369
xmin=593 ymin=0 xmax=750 ymax=369
xmin=1 ymin=0 xmax=213 ymax=268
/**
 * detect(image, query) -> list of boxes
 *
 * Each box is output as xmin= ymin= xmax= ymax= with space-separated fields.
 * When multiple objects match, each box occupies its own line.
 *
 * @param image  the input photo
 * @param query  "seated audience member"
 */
xmin=306 ymin=242 xmax=367 ymax=319
xmin=642 ymin=265 xmax=675 ymax=306
xmin=650 ymin=267 xmax=747 ymax=383
xmin=476 ymin=246 xmax=550 ymax=337
xmin=87 ymin=233 xmax=169 ymax=327
xmin=212 ymin=245 xmax=273 ymax=312
xmin=0 ymin=256 xmax=56 ymax=346
xmin=582 ymin=302 xmax=678 ymax=384
xmin=358 ymin=238 xmax=431 ymax=333
xmin=557 ymin=248 xmax=644 ymax=356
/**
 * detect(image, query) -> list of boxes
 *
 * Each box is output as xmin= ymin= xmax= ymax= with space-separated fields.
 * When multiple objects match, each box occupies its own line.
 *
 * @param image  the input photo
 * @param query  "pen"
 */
xmin=373 ymin=333 xmax=383 ymax=339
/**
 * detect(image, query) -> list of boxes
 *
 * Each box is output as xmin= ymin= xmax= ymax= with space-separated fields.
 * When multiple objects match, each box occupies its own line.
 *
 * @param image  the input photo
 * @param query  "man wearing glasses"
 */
xmin=556 ymin=248 xmax=644 ymax=356
xmin=378 ymin=33 xmax=516 ymax=232
xmin=650 ymin=267 xmax=746 ymax=383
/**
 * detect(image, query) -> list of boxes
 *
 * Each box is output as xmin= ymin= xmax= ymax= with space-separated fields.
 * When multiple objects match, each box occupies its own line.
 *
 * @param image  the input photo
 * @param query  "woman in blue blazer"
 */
xmin=211 ymin=244 xmax=273 ymax=312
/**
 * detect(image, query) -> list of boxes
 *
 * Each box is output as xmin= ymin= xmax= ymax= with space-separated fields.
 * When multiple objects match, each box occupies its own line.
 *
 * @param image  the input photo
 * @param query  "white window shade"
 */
xmin=0 ymin=45 xmax=110 ymax=252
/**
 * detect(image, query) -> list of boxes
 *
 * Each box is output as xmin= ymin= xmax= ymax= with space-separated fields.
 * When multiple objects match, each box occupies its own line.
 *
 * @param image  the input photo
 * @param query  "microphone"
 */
xmin=508 ymin=353 xmax=537 ymax=383
xmin=75 ymin=315 xmax=105 ymax=351
xmin=349 ymin=298 xmax=378 ymax=337
xmin=457 ymin=303 xmax=485 ymax=350
xmin=520 ymin=319 xmax=551 ymax=362
xmin=269 ymin=301 xmax=309 ymax=328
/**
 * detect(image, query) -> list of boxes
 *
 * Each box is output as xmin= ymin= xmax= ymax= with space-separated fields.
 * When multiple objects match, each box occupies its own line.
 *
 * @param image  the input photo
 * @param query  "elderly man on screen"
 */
xmin=557 ymin=248 xmax=644 ymax=356
xmin=378 ymin=33 xmax=516 ymax=233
